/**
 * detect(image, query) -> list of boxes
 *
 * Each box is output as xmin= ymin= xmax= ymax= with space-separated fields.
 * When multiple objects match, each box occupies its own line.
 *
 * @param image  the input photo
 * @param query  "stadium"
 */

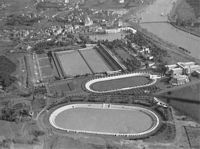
xmin=85 ymin=72 xmax=158 ymax=93
xmin=51 ymin=46 xmax=125 ymax=78
xmin=49 ymin=103 xmax=160 ymax=137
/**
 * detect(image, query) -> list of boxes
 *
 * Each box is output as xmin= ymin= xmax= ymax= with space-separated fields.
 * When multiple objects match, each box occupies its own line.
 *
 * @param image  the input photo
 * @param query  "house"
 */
xmin=165 ymin=62 xmax=200 ymax=76
xmin=169 ymin=75 xmax=189 ymax=86
xmin=85 ymin=16 xmax=93 ymax=26
xmin=119 ymin=0 xmax=125 ymax=3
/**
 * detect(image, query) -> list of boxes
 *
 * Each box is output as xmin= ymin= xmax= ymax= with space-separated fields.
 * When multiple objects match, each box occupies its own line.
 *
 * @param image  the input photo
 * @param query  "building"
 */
xmin=119 ymin=0 xmax=125 ymax=3
xmin=165 ymin=62 xmax=200 ymax=76
xmin=169 ymin=75 xmax=189 ymax=86
xmin=85 ymin=16 xmax=93 ymax=26
xmin=64 ymin=0 xmax=69 ymax=3
xmin=105 ymin=27 xmax=137 ymax=34
xmin=170 ymin=67 xmax=183 ymax=76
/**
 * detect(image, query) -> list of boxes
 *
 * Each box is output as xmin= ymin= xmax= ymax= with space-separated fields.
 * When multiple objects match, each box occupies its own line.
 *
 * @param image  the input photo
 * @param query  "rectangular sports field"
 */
xmin=56 ymin=50 xmax=92 ymax=76
xmin=79 ymin=48 xmax=113 ymax=73
xmin=55 ymin=47 xmax=118 ymax=77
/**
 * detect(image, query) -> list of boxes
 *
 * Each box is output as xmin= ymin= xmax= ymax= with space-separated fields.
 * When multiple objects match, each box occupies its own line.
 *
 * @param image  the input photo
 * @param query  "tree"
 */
xmin=0 ymin=72 xmax=16 ymax=89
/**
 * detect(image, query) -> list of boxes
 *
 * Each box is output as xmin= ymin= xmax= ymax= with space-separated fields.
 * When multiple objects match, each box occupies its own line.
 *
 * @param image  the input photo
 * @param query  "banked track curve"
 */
xmin=85 ymin=72 xmax=157 ymax=93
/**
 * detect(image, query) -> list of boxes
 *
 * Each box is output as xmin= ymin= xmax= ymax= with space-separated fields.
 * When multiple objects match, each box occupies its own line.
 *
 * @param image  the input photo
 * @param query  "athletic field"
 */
xmin=55 ymin=47 xmax=118 ymax=76
xmin=91 ymin=76 xmax=150 ymax=91
xmin=49 ymin=104 xmax=159 ymax=136
xmin=79 ymin=48 xmax=112 ymax=73
xmin=85 ymin=73 xmax=156 ymax=93
xmin=56 ymin=50 xmax=92 ymax=76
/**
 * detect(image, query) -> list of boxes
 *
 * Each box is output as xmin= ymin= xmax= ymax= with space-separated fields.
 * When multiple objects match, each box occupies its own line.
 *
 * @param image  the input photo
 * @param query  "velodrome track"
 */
xmin=49 ymin=103 xmax=160 ymax=137
xmin=85 ymin=72 xmax=158 ymax=93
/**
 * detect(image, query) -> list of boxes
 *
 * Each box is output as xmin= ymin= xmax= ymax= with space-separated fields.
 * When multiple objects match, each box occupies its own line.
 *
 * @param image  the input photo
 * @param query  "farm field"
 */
xmin=56 ymin=50 xmax=92 ymax=76
xmin=90 ymin=76 xmax=151 ymax=92
xmin=50 ymin=104 xmax=159 ymax=135
xmin=79 ymin=48 xmax=112 ymax=73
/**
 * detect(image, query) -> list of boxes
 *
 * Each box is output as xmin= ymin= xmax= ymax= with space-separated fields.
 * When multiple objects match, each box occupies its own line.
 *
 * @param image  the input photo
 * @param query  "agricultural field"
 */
xmin=90 ymin=76 xmax=152 ymax=92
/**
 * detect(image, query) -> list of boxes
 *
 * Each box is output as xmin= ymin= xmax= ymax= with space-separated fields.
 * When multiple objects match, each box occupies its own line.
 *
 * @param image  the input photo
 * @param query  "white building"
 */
xmin=165 ymin=62 xmax=200 ymax=76
xmin=170 ymin=75 xmax=189 ymax=86
xmin=119 ymin=0 xmax=125 ymax=3
xmin=85 ymin=16 xmax=93 ymax=26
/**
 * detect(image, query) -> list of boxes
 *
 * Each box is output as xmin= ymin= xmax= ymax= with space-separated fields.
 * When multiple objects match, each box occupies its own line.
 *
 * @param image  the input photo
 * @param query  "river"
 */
xmin=138 ymin=0 xmax=200 ymax=59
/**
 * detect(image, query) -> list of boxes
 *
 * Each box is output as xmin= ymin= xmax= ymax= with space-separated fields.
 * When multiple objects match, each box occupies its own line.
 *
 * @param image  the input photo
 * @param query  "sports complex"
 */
xmin=49 ymin=103 xmax=160 ymax=137
xmin=52 ymin=46 xmax=125 ymax=78
xmin=39 ymin=44 xmax=165 ymax=139
xmin=46 ymin=71 xmax=162 ymax=138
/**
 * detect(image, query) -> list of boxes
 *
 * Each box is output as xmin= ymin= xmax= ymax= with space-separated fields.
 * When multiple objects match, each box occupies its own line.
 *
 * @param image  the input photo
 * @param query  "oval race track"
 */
xmin=49 ymin=103 xmax=160 ymax=137
xmin=85 ymin=72 xmax=157 ymax=93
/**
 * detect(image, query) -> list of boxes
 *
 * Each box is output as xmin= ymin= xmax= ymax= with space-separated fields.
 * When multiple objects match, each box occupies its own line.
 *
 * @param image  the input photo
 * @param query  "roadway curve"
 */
xmin=85 ymin=72 xmax=157 ymax=93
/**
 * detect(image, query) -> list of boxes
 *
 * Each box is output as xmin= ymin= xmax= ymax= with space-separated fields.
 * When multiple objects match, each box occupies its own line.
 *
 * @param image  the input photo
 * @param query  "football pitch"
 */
xmin=55 ymin=47 xmax=116 ymax=77
xmin=56 ymin=50 xmax=92 ymax=76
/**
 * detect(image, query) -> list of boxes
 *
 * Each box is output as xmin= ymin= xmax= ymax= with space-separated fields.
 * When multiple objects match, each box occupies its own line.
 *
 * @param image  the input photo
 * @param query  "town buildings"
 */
xmin=166 ymin=62 xmax=200 ymax=86
xmin=166 ymin=62 xmax=200 ymax=76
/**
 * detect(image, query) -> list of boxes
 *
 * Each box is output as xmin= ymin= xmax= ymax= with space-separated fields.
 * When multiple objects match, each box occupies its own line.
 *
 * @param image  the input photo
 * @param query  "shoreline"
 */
xmin=135 ymin=0 xmax=200 ymax=60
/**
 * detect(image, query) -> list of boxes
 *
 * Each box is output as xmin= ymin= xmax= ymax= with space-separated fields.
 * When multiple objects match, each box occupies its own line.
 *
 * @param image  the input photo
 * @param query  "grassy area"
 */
xmin=158 ymin=82 xmax=200 ymax=123
xmin=0 ymin=55 xmax=16 ymax=74
xmin=90 ymin=76 xmax=151 ymax=91
xmin=79 ymin=48 xmax=113 ymax=73
xmin=56 ymin=50 xmax=92 ymax=76
xmin=0 ymin=55 xmax=17 ymax=89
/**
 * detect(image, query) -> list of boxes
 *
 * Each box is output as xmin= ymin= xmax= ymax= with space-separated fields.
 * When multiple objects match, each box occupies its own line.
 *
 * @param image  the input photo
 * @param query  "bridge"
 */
xmin=139 ymin=20 xmax=175 ymax=24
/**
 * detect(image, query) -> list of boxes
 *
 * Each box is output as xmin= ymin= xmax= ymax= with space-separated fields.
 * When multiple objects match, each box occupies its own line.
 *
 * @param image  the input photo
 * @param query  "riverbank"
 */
xmin=168 ymin=0 xmax=200 ymax=38
xmin=136 ymin=0 xmax=200 ymax=60
xmin=169 ymin=22 xmax=200 ymax=38
xmin=130 ymin=22 xmax=200 ymax=64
